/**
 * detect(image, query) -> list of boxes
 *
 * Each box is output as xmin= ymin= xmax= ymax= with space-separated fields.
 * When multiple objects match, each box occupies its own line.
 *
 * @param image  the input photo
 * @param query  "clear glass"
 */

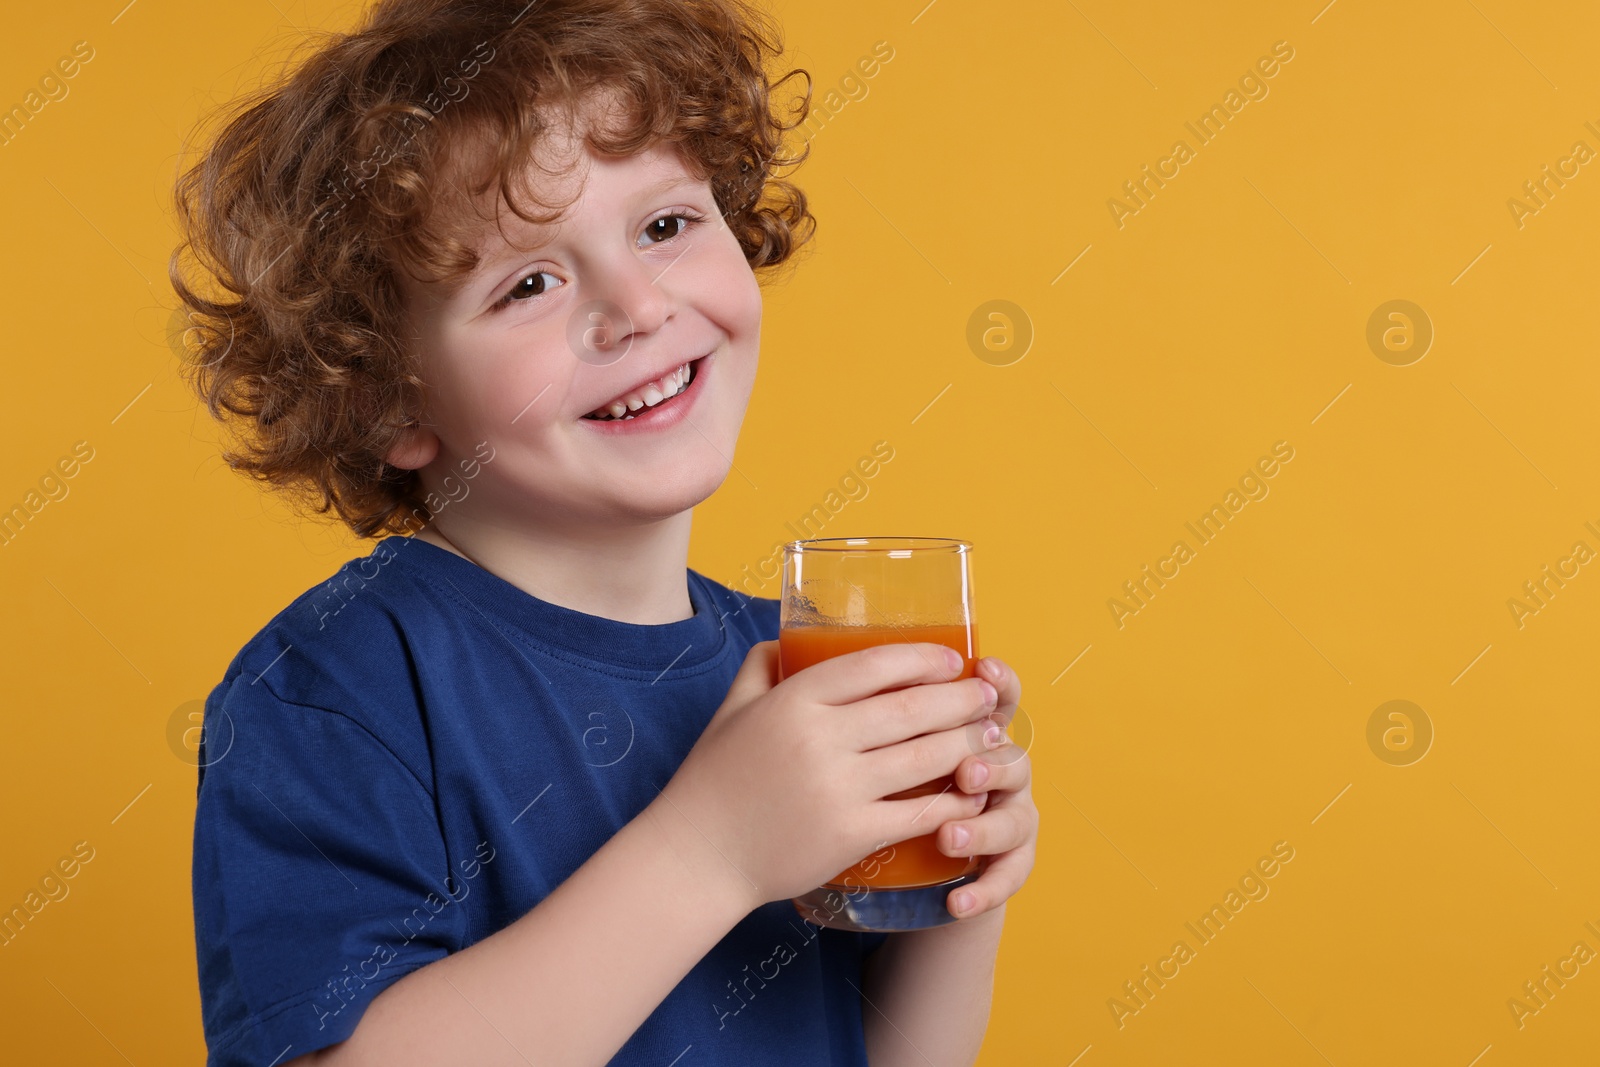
xmin=778 ymin=536 xmax=987 ymax=932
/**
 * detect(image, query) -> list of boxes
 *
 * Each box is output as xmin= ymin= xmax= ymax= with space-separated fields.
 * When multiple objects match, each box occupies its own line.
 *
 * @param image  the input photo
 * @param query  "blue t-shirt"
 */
xmin=192 ymin=534 xmax=888 ymax=1065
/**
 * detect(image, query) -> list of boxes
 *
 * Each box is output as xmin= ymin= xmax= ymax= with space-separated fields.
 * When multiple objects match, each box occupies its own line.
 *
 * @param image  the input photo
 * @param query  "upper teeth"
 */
xmin=587 ymin=363 xmax=691 ymax=419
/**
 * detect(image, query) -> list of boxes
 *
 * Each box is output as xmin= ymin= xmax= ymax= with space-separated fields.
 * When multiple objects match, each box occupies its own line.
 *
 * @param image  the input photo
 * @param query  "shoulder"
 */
xmin=229 ymin=537 xmax=424 ymax=692
xmin=206 ymin=537 xmax=441 ymax=779
xmin=689 ymin=570 xmax=780 ymax=643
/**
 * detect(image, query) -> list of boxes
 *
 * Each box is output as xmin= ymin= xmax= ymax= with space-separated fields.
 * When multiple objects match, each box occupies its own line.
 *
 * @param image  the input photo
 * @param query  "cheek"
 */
xmin=453 ymin=333 xmax=576 ymax=428
xmin=696 ymin=236 xmax=763 ymax=339
xmin=716 ymin=276 xmax=763 ymax=388
xmin=708 ymin=268 xmax=761 ymax=392
xmin=739 ymin=278 xmax=763 ymax=340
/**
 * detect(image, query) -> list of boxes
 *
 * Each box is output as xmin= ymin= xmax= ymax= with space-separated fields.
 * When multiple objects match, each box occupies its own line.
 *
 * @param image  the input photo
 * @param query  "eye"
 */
xmin=493 ymin=270 xmax=563 ymax=311
xmin=639 ymin=211 xmax=704 ymax=247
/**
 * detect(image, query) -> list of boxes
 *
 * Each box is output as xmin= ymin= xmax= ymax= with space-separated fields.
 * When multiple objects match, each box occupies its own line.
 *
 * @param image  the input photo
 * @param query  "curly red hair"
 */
xmin=169 ymin=0 xmax=812 ymax=538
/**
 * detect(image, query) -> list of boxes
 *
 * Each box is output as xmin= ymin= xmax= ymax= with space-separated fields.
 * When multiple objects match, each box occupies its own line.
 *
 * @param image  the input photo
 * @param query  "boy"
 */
xmin=172 ymin=0 xmax=1038 ymax=1063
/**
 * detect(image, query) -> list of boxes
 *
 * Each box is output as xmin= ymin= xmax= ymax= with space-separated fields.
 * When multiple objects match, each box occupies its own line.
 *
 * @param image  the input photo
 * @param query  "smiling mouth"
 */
xmin=580 ymin=357 xmax=703 ymax=421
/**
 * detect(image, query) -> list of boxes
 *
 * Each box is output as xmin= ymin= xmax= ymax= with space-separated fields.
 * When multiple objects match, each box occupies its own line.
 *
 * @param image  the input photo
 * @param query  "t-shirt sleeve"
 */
xmin=192 ymin=674 xmax=465 ymax=1066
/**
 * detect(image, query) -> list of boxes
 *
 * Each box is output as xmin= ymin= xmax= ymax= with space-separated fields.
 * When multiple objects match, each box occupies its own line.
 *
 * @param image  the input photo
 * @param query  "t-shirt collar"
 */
xmin=381 ymin=534 xmax=730 ymax=674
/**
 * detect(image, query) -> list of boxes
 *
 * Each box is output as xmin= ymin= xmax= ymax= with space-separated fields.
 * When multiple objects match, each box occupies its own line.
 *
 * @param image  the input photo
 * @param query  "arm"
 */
xmin=295 ymin=792 xmax=756 ymax=1066
xmin=861 ymin=654 xmax=1037 ymax=1067
xmin=294 ymin=639 xmax=1002 ymax=1066
xmin=860 ymin=905 xmax=1005 ymax=1067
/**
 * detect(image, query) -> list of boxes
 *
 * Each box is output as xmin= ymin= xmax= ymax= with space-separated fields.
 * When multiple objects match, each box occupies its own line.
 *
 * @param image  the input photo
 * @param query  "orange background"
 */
xmin=2 ymin=1 xmax=1598 ymax=1063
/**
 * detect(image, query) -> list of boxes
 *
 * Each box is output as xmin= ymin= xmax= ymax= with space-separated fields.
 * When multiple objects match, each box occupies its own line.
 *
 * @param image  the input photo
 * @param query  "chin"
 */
xmin=609 ymin=461 xmax=731 ymax=524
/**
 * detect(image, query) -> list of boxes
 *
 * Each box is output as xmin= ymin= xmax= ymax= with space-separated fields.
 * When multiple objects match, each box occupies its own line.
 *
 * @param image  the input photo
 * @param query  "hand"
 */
xmin=936 ymin=655 xmax=1037 ymax=920
xmin=660 ymin=640 xmax=1002 ymax=910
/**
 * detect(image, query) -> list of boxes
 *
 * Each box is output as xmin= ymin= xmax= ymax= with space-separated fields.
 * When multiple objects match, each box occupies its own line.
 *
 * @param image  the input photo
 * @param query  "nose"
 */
xmin=585 ymin=246 xmax=678 ymax=356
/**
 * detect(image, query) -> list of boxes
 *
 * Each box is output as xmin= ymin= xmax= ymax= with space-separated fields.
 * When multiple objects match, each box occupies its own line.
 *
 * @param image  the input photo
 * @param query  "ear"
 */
xmin=385 ymin=424 xmax=441 ymax=471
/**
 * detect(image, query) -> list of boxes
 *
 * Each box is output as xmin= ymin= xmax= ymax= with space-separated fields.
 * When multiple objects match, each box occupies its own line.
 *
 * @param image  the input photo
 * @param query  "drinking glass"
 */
xmin=778 ymin=536 xmax=988 ymax=932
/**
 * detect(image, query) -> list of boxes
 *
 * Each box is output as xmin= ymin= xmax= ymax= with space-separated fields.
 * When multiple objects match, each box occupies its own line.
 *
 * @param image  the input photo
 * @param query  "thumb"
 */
xmin=719 ymin=639 xmax=780 ymax=715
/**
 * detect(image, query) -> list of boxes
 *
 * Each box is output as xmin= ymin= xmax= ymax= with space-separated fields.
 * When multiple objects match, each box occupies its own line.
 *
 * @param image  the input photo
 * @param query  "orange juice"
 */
xmin=779 ymin=623 xmax=982 ymax=889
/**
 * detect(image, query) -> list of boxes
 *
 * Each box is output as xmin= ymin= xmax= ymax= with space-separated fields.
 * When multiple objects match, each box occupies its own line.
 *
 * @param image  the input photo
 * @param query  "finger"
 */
xmin=852 ymin=675 xmax=998 ymax=751
xmin=935 ymin=794 xmax=1037 ymax=859
xmin=873 ymin=786 xmax=989 ymax=849
xmin=869 ymin=715 xmax=1009 ymax=798
xmin=785 ymin=640 xmax=967 ymax=705
xmin=953 ymin=746 xmax=1032 ymax=794
xmin=948 ymin=844 xmax=1035 ymax=920
xmin=723 ymin=641 xmax=780 ymax=710
xmin=976 ymin=656 xmax=1021 ymax=725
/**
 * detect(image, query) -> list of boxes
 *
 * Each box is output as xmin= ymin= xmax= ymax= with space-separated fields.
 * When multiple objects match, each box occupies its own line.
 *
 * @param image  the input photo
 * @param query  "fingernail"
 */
xmin=949 ymin=824 xmax=970 ymax=850
xmin=983 ymin=657 xmax=1003 ymax=680
xmin=953 ymin=890 xmax=976 ymax=914
xmin=984 ymin=723 xmax=1004 ymax=748
xmin=969 ymin=761 xmax=990 ymax=788
xmin=977 ymin=679 xmax=998 ymax=709
xmin=944 ymin=647 xmax=963 ymax=673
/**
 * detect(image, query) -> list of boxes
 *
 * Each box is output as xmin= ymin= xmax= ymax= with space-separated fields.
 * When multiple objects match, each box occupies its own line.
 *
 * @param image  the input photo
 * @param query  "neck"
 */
xmin=412 ymin=510 xmax=695 ymax=625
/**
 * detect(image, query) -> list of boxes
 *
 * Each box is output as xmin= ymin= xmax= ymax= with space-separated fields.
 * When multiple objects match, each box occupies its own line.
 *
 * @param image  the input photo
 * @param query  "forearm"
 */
xmin=304 ymin=794 xmax=756 ymax=1066
xmin=860 ymin=904 xmax=1005 ymax=1067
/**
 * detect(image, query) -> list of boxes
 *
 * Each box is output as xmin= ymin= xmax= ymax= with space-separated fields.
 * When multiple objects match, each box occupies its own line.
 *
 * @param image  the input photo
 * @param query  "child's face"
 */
xmin=392 ymin=116 xmax=762 ymax=532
